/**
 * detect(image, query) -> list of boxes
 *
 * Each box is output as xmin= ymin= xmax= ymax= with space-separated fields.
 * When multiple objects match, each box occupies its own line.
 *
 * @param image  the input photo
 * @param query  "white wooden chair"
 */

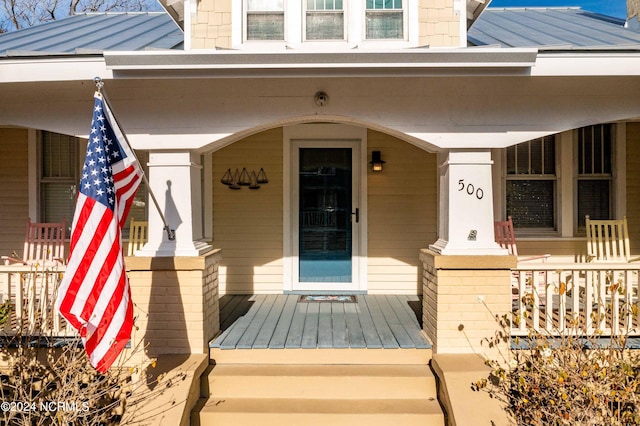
xmin=1 ymin=219 xmax=66 ymax=266
xmin=584 ymin=215 xmax=639 ymax=305
xmin=127 ymin=218 xmax=148 ymax=256
xmin=585 ymin=215 xmax=639 ymax=263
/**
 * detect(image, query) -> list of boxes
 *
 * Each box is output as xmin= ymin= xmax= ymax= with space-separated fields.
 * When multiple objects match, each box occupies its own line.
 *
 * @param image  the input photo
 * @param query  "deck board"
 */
xmin=362 ymin=296 xmax=400 ymax=349
xmin=384 ymin=295 xmax=430 ymax=348
xmin=285 ymin=303 xmax=308 ymax=348
xmin=211 ymin=294 xmax=431 ymax=350
xmin=317 ymin=303 xmax=333 ymax=348
xmin=331 ymin=303 xmax=349 ymax=348
xmin=343 ymin=302 xmax=368 ymax=348
xmin=219 ymin=295 xmax=267 ymax=350
xmin=268 ymin=295 xmax=298 ymax=349
xmin=301 ymin=303 xmax=320 ymax=349
xmin=237 ymin=294 xmax=278 ymax=349
xmin=376 ymin=295 xmax=416 ymax=348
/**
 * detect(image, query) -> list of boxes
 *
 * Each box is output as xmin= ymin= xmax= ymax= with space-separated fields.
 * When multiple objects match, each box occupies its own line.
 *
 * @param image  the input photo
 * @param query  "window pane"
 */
xmin=506 ymin=180 xmax=555 ymax=228
xmin=506 ymin=146 xmax=516 ymax=174
xmin=42 ymin=132 xmax=77 ymax=178
xmin=577 ymin=180 xmax=610 ymax=228
xmin=368 ymin=0 xmax=401 ymax=9
xmin=308 ymin=0 xmax=342 ymax=10
xmin=515 ymin=143 xmax=529 ymax=174
xmin=508 ymin=136 xmax=555 ymax=175
xmin=248 ymin=0 xmax=282 ymax=11
xmin=366 ymin=11 xmax=403 ymax=39
xmin=530 ymin=139 xmax=542 ymax=174
xmin=578 ymin=124 xmax=612 ymax=175
xmin=247 ymin=13 xmax=284 ymax=40
xmin=306 ymin=12 xmax=344 ymax=40
xmin=543 ymin=136 xmax=555 ymax=174
xmin=41 ymin=182 xmax=75 ymax=224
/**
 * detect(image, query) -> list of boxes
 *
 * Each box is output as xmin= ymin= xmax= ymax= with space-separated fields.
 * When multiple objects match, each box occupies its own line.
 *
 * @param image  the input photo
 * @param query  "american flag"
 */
xmin=56 ymin=92 xmax=142 ymax=372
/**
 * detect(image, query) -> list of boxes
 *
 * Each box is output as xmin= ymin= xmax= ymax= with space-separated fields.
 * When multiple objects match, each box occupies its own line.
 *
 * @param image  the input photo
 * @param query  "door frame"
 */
xmin=283 ymin=124 xmax=368 ymax=293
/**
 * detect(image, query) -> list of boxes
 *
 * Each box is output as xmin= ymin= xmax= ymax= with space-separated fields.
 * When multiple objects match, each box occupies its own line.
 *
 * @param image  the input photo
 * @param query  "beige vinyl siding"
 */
xmin=212 ymin=128 xmax=284 ymax=294
xmin=0 ymin=128 xmax=30 ymax=256
xmin=627 ymin=122 xmax=640 ymax=253
xmin=510 ymin=239 xmax=588 ymax=261
xmin=367 ymin=130 xmax=437 ymax=294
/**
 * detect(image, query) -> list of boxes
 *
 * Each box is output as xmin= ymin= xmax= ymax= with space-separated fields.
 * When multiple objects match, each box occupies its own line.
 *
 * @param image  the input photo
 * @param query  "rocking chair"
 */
xmin=1 ymin=219 xmax=66 ymax=266
xmin=127 ymin=218 xmax=148 ymax=256
xmin=494 ymin=216 xmax=550 ymax=305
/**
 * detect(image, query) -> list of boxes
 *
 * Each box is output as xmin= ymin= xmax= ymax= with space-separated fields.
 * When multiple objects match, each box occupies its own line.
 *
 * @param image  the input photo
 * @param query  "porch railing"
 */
xmin=511 ymin=263 xmax=640 ymax=337
xmin=0 ymin=265 xmax=75 ymax=337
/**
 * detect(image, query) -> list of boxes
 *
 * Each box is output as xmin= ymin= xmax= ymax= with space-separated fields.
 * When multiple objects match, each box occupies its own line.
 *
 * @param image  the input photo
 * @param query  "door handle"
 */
xmin=351 ymin=208 xmax=359 ymax=223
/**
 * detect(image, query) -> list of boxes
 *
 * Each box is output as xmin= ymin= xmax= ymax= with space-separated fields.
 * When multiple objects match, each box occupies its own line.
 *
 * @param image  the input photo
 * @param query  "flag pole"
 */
xmin=94 ymin=77 xmax=176 ymax=241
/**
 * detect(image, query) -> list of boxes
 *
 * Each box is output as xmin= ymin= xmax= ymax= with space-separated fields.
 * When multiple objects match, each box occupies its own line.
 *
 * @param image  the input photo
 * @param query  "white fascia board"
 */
xmin=103 ymin=48 xmax=538 ymax=76
xmin=0 ymin=57 xmax=110 ymax=83
xmin=532 ymin=53 xmax=640 ymax=76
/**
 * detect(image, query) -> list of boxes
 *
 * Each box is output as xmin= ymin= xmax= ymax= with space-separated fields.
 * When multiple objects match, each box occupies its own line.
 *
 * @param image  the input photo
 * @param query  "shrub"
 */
xmin=0 ymin=267 xmax=180 ymax=425
xmin=474 ymin=303 xmax=640 ymax=425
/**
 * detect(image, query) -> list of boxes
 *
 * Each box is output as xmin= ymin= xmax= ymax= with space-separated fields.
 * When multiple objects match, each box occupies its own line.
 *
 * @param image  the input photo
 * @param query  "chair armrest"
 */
xmin=628 ymin=256 xmax=640 ymax=263
xmin=518 ymin=254 xmax=551 ymax=263
xmin=1 ymin=256 xmax=27 ymax=266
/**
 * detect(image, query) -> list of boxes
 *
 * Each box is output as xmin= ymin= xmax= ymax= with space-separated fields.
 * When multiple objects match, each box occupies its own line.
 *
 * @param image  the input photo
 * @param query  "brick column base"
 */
xmin=420 ymin=249 xmax=516 ymax=357
xmin=125 ymin=249 xmax=222 ymax=361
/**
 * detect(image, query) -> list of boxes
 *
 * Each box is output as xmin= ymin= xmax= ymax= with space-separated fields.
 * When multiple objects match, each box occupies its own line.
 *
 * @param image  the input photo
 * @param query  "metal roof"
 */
xmin=0 ymin=12 xmax=183 ymax=57
xmin=469 ymin=7 xmax=640 ymax=50
xmin=1 ymin=7 xmax=639 ymax=58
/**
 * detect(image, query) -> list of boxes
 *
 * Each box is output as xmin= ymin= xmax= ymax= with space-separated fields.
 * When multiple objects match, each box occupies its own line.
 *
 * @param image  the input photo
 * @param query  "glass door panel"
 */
xmin=299 ymin=148 xmax=352 ymax=282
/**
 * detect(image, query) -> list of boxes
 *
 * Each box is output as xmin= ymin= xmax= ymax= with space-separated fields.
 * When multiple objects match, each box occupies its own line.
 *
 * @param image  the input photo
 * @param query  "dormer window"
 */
xmin=305 ymin=0 xmax=345 ymax=40
xmin=365 ymin=0 xmax=404 ymax=39
xmin=246 ymin=0 xmax=284 ymax=40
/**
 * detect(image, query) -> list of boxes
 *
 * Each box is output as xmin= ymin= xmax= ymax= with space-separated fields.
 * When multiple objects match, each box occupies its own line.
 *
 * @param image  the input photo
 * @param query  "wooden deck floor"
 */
xmin=211 ymin=294 xmax=430 ymax=350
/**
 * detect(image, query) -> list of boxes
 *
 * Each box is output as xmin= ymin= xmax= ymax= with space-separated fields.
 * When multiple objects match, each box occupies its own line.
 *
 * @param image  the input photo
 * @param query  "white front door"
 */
xmin=291 ymin=140 xmax=361 ymax=292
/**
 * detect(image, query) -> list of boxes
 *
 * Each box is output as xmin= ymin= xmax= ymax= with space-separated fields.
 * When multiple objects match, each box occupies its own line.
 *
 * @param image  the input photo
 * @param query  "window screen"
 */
xmin=505 ymin=136 xmax=556 ymax=230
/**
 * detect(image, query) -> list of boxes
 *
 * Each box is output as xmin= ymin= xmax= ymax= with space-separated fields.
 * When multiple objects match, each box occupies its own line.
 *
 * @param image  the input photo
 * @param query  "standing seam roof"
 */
xmin=469 ymin=8 xmax=640 ymax=49
xmin=0 ymin=12 xmax=183 ymax=56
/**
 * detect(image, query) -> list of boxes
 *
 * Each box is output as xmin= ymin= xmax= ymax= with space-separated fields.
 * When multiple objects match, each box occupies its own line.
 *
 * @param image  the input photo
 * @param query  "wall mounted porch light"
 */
xmin=369 ymin=150 xmax=385 ymax=172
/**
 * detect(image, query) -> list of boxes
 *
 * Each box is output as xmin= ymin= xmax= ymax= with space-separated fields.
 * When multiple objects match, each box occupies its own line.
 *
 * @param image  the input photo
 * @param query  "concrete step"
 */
xmin=207 ymin=364 xmax=437 ymax=400
xmin=210 ymin=347 xmax=432 ymax=365
xmin=194 ymin=363 xmax=444 ymax=426
xmin=196 ymin=398 xmax=444 ymax=426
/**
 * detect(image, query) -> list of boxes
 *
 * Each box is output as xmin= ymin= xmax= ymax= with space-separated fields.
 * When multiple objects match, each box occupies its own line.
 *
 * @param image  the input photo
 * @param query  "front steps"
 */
xmin=193 ymin=359 xmax=444 ymax=425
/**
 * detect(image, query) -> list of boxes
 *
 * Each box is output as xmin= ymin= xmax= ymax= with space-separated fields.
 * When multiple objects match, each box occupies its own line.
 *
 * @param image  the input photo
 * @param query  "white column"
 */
xmin=430 ymin=149 xmax=507 ymax=255
xmin=138 ymin=150 xmax=212 ymax=257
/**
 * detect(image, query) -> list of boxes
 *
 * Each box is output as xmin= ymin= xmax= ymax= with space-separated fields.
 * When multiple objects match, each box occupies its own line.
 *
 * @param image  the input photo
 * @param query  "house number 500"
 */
xmin=458 ymin=179 xmax=484 ymax=200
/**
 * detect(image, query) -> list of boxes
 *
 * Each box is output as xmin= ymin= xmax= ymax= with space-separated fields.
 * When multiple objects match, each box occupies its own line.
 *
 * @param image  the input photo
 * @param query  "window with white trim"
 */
xmin=505 ymin=135 xmax=556 ymax=230
xmin=576 ymin=124 xmax=613 ymax=231
xmin=39 ymin=131 xmax=79 ymax=224
xmin=246 ymin=0 xmax=284 ymax=40
xmin=365 ymin=0 xmax=404 ymax=40
xmin=305 ymin=0 xmax=345 ymax=40
xmin=241 ymin=0 xmax=409 ymax=45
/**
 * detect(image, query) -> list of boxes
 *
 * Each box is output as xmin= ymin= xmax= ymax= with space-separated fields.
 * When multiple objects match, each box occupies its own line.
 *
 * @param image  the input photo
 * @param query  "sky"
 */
xmin=489 ymin=0 xmax=627 ymax=19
